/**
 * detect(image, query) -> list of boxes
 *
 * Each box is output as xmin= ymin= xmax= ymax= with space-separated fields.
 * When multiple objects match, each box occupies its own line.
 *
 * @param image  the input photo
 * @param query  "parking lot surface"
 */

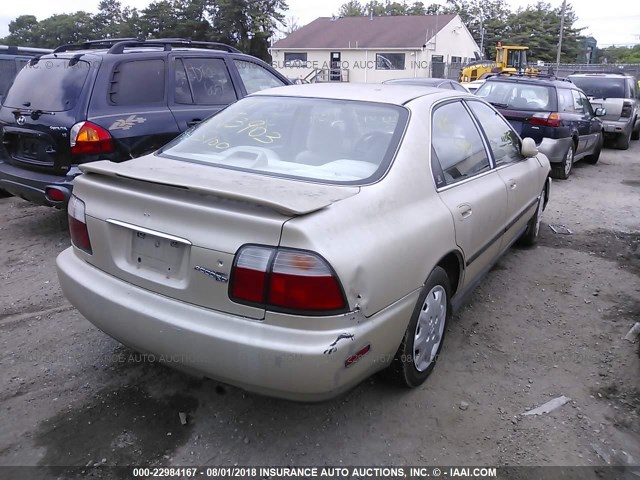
xmin=1 ymin=143 xmax=639 ymax=472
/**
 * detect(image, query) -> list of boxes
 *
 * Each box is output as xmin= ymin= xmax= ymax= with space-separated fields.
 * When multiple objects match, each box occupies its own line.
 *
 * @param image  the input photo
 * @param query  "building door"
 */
xmin=432 ymin=55 xmax=445 ymax=78
xmin=330 ymin=52 xmax=341 ymax=81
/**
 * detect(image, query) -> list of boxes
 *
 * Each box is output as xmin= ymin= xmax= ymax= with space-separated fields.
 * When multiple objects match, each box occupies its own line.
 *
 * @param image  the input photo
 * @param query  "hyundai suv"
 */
xmin=0 ymin=38 xmax=290 ymax=207
xmin=567 ymin=72 xmax=640 ymax=150
xmin=476 ymin=74 xmax=606 ymax=179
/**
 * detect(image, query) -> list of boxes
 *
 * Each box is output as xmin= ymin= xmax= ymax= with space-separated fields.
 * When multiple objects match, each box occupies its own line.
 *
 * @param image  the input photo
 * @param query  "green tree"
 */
xmin=339 ymin=0 xmax=366 ymax=16
xmin=1 ymin=15 xmax=41 ymax=46
xmin=504 ymin=2 xmax=584 ymax=62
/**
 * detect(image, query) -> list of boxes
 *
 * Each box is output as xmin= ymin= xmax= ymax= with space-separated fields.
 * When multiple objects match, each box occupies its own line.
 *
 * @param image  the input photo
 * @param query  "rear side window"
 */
xmin=431 ymin=101 xmax=491 ymax=185
xmin=110 ymin=59 xmax=165 ymax=105
xmin=174 ymin=58 xmax=236 ymax=105
xmin=0 ymin=59 xmax=17 ymax=97
xmin=234 ymin=60 xmax=285 ymax=94
xmin=569 ymin=77 xmax=626 ymax=99
xmin=557 ymin=89 xmax=575 ymax=113
xmin=3 ymin=58 xmax=90 ymax=112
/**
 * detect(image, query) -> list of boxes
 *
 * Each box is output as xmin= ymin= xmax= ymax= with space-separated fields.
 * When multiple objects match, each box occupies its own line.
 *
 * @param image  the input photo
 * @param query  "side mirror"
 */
xmin=521 ymin=137 xmax=538 ymax=158
xmin=594 ymin=107 xmax=606 ymax=117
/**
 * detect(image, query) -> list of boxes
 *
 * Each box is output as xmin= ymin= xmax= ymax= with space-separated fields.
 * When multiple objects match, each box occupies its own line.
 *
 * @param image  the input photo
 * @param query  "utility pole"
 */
xmin=479 ymin=16 xmax=485 ymax=59
xmin=556 ymin=0 xmax=567 ymax=70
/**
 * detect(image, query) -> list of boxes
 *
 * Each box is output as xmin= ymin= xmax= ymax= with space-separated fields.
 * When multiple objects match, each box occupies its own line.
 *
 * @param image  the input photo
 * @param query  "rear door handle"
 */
xmin=508 ymin=179 xmax=517 ymax=190
xmin=457 ymin=203 xmax=472 ymax=219
xmin=187 ymin=119 xmax=202 ymax=127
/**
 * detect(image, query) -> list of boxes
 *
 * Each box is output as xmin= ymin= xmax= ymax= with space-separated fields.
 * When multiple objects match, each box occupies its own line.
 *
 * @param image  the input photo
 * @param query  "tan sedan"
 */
xmin=56 ymin=84 xmax=551 ymax=401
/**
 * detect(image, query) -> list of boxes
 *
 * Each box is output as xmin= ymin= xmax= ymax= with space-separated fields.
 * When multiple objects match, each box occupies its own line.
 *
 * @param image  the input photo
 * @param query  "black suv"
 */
xmin=0 ymin=38 xmax=289 ymax=207
xmin=475 ymin=74 xmax=606 ymax=179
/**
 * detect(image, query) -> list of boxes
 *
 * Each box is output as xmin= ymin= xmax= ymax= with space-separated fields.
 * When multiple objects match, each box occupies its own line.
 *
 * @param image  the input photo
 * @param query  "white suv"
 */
xmin=568 ymin=72 xmax=640 ymax=150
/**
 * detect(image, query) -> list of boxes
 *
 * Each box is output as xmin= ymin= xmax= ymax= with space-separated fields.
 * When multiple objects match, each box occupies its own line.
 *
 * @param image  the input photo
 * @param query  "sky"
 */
xmin=0 ymin=0 xmax=638 ymax=48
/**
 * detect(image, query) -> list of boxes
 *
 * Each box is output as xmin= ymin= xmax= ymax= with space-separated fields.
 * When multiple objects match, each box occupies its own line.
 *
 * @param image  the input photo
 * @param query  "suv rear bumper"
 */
xmin=0 ymin=159 xmax=77 ymax=207
xmin=537 ymin=137 xmax=572 ymax=164
xmin=602 ymin=119 xmax=632 ymax=136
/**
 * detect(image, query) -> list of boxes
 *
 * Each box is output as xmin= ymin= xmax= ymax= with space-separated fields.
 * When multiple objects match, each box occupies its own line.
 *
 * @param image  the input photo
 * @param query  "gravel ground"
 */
xmin=0 ymin=142 xmax=639 ymax=476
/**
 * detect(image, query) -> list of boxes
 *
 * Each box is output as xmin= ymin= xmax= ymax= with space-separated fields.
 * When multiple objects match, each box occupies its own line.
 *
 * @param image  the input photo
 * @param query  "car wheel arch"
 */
xmin=436 ymin=251 xmax=463 ymax=297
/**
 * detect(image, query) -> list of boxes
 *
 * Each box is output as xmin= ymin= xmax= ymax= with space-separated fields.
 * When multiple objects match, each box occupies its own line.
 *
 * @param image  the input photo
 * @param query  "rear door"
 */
xmin=168 ymin=55 xmax=239 ymax=131
xmin=431 ymin=100 xmax=508 ymax=287
xmin=467 ymin=100 xmax=540 ymax=247
xmin=87 ymin=57 xmax=179 ymax=158
xmin=0 ymin=56 xmax=95 ymax=175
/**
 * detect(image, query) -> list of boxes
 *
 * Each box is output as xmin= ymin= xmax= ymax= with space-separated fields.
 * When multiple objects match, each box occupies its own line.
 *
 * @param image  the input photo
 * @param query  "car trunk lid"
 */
xmin=73 ymin=155 xmax=359 ymax=319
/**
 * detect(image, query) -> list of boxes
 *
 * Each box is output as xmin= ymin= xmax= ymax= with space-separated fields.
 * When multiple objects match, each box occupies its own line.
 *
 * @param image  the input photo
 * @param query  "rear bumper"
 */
xmin=0 ymin=159 xmax=77 ymax=207
xmin=56 ymin=247 xmax=418 ymax=402
xmin=537 ymin=137 xmax=572 ymax=164
xmin=602 ymin=119 xmax=632 ymax=136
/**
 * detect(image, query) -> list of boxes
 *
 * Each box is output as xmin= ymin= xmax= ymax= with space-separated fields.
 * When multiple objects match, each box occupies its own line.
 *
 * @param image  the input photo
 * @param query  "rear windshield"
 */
xmin=475 ymin=81 xmax=555 ymax=111
xmin=568 ymin=77 xmax=626 ymax=99
xmin=159 ymin=96 xmax=408 ymax=185
xmin=3 ymin=58 xmax=90 ymax=112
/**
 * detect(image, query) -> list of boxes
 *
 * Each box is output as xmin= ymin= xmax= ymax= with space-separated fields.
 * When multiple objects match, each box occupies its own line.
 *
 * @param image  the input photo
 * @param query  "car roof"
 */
xmin=484 ymin=75 xmax=575 ymax=88
xmin=383 ymin=78 xmax=450 ymax=86
xmin=568 ymin=72 xmax=632 ymax=78
xmin=251 ymin=83 xmax=465 ymax=105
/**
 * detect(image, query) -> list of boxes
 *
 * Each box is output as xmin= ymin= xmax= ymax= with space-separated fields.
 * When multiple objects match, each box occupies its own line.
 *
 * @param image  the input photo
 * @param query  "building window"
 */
xmin=284 ymin=52 xmax=308 ymax=67
xmin=432 ymin=55 xmax=444 ymax=63
xmin=451 ymin=56 xmax=462 ymax=63
xmin=376 ymin=53 xmax=405 ymax=70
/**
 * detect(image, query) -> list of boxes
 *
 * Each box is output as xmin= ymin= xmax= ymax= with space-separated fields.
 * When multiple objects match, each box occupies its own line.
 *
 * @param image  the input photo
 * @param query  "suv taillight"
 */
xmin=68 ymin=195 xmax=92 ymax=254
xmin=70 ymin=121 xmax=113 ymax=155
xmin=621 ymin=101 xmax=633 ymax=118
xmin=528 ymin=112 xmax=561 ymax=127
xmin=230 ymin=245 xmax=347 ymax=314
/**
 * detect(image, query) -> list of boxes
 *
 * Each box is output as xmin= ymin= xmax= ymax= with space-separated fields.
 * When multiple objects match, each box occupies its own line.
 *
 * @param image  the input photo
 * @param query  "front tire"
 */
xmin=518 ymin=185 xmax=546 ymax=246
xmin=389 ymin=266 xmax=451 ymax=387
xmin=551 ymin=143 xmax=574 ymax=180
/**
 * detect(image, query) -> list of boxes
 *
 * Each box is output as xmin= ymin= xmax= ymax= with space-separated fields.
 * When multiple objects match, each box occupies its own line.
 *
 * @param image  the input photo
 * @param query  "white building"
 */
xmin=270 ymin=14 xmax=480 ymax=83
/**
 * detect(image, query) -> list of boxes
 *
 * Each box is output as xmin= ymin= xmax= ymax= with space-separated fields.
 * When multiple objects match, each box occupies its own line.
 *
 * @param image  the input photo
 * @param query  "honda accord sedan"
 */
xmin=56 ymin=83 xmax=551 ymax=401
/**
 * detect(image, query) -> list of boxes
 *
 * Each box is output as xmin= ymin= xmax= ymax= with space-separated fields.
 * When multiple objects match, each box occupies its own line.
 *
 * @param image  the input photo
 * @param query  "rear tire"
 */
xmin=584 ymin=133 xmax=603 ymax=164
xmin=551 ymin=143 xmax=574 ymax=180
xmin=389 ymin=267 xmax=451 ymax=388
xmin=632 ymin=122 xmax=639 ymax=141
xmin=518 ymin=185 xmax=546 ymax=247
xmin=616 ymin=128 xmax=631 ymax=150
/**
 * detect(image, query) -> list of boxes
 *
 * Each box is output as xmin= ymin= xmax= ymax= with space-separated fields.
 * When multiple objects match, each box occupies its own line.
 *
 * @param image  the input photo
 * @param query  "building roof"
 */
xmin=272 ymin=15 xmax=458 ymax=50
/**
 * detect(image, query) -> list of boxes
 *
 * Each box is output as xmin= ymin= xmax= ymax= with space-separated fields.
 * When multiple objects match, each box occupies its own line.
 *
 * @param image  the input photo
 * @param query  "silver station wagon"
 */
xmin=57 ymin=84 xmax=551 ymax=401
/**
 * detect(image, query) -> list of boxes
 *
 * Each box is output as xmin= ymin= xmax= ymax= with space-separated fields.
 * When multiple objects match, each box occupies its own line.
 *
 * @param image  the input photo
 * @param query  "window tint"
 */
xmin=476 ymin=81 xmax=554 ymax=111
xmin=111 ymin=59 xmax=165 ymax=105
xmin=234 ymin=60 xmax=285 ymax=94
xmin=568 ymin=77 xmax=626 ymax=98
xmin=0 ymin=59 xmax=16 ymax=97
xmin=467 ymin=101 xmax=522 ymax=165
xmin=376 ymin=53 xmax=405 ymax=70
xmin=174 ymin=58 xmax=236 ymax=105
xmin=557 ymin=89 xmax=575 ymax=113
xmin=431 ymin=101 xmax=491 ymax=185
xmin=4 ymin=59 xmax=90 ymax=112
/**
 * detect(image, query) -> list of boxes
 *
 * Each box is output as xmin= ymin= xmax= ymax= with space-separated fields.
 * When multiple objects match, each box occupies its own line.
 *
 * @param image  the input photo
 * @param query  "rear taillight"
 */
xmin=621 ymin=101 xmax=633 ymax=118
xmin=230 ymin=245 xmax=347 ymax=315
xmin=70 ymin=121 xmax=113 ymax=155
xmin=528 ymin=112 xmax=561 ymax=127
xmin=68 ymin=195 xmax=92 ymax=255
